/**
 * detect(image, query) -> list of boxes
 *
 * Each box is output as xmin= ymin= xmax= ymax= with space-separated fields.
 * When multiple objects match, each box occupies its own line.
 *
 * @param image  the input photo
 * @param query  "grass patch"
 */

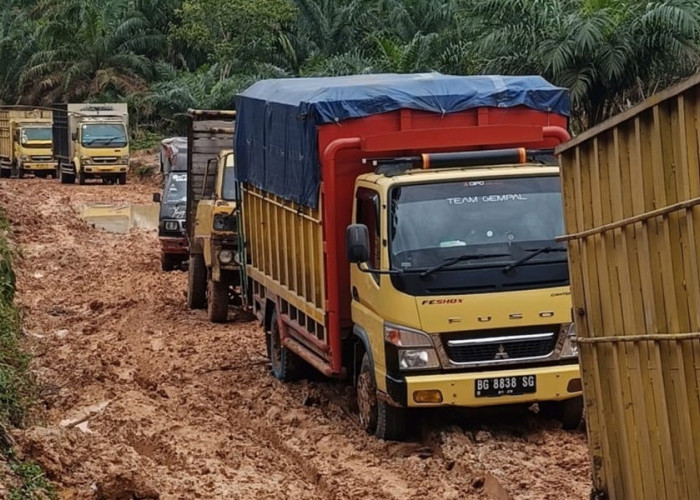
xmin=0 ymin=209 xmax=54 ymax=499
xmin=130 ymin=129 xmax=162 ymax=152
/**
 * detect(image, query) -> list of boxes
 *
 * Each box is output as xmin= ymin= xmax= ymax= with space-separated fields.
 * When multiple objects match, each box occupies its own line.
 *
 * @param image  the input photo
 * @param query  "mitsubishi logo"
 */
xmin=494 ymin=344 xmax=509 ymax=360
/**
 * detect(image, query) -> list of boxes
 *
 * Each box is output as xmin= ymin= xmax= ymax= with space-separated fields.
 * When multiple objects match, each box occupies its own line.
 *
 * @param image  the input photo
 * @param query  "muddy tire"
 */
xmin=161 ymin=254 xmax=180 ymax=272
xmin=18 ymin=168 xmax=25 ymax=179
xmin=0 ymin=168 xmax=10 ymax=178
xmin=207 ymin=275 xmax=229 ymax=323
xmin=540 ymin=396 xmax=584 ymax=430
xmin=78 ymin=169 xmax=86 ymax=185
xmin=357 ymin=353 xmax=407 ymax=441
xmin=187 ymin=253 xmax=207 ymax=309
xmin=268 ymin=310 xmax=302 ymax=382
xmin=118 ymin=173 xmax=127 ymax=185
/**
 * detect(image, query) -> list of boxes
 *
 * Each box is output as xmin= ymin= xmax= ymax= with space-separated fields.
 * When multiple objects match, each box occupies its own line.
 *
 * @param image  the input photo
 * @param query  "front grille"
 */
xmin=93 ymin=156 xmax=118 ymax=164
xmin=442 ymin=327 xmax=558 ymax=364
xmin=31 ymin=155 xmax=52 ymax=161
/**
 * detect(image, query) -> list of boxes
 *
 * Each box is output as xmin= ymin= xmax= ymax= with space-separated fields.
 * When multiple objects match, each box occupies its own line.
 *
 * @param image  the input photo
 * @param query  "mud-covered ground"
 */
xmin=0 ymin=173 xmax=590 ymax=499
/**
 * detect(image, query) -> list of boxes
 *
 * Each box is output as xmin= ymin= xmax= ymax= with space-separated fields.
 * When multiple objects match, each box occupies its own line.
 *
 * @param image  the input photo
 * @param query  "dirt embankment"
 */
xmin=0 ymin=175 xmax=590 ymax=499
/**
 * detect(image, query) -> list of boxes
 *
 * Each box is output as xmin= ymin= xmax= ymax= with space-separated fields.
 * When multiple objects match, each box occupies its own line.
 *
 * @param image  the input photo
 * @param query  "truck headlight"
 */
xmin=561 ymin=322 xmax=578 ymax=358
xmin=399 ymin=349 xmax=440 ymax=370
xmin=385 ymin=323 xmax=440 ymax=370
xmin=213 ymin=213 xmax=236 ymax=231
xmin=218 ymin=249 xmax=234 ymax=264
xmin=120 ymin=155 xmax=129 ymax=162
xmin=164 ymin=220 xmax=179 ymax=231
xmin=19 ymin=155 xmax=30 ymax=162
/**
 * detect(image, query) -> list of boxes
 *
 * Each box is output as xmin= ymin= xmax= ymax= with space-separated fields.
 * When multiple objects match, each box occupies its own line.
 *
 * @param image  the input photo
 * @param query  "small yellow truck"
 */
xmin=185 ymin=110 xmax=240 ymax=323
xmin=52 ymin=103 xmax=130 ymax=185
xmin=0 ymin=107 xmax=57 ymax=179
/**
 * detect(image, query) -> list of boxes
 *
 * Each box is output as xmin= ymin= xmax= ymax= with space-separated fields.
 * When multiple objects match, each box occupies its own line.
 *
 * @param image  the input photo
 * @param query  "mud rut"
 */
xmin=1 ymin=177 xmax=590 ymax=499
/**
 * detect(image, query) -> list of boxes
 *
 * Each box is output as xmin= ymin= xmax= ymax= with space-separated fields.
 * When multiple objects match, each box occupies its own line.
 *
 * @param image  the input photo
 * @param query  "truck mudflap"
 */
xmin=399 ymin=364 xmax=581 ymax=408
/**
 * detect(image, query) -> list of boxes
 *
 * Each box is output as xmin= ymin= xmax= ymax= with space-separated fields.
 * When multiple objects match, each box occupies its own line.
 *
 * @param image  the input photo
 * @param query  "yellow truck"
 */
xmin=185 ymin=110 xmax=240 ymax=323
xmin=0 ymin=107 xmax=57 ymax=179
xmin=234 ymin=74 xmax=582 ymax=440
xmin=558 ymin=73 xmax=700 ymax=499
xmin=52 ymin=103 xmax=130 ymax=185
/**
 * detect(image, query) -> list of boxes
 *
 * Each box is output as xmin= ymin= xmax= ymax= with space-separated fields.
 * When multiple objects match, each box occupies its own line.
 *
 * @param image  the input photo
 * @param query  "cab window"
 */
xmin=355 ymin=187 xmax=381 ymax=272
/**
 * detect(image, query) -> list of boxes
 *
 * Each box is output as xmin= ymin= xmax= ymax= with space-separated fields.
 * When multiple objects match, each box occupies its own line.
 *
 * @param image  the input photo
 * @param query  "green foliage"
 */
xmin=8 ymin=455 xmax=56 ymax=500
xmin=0 ymin=0 xmax=699 ymax=132
xmin=0 ymin=211 xmax=34 ymax=430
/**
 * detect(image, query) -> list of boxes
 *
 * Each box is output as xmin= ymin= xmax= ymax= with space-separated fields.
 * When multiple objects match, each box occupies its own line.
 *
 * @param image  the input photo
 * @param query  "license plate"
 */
xmin=475 ymin=375 xmax=537 ymax=397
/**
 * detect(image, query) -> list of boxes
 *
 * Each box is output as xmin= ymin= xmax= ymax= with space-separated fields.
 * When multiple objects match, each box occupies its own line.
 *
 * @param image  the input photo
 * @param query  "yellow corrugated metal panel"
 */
xmin=558 ymin=75 xmax=700 ymax=499
xmin=242 ymin=185 xmax=327 ymax=329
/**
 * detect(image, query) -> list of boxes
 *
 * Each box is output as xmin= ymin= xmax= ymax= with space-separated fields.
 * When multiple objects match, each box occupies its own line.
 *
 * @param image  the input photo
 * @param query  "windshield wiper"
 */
xmin=502 ymin=246 xmax=567 ymax=272
xmin=420 ymin=252 xmax=511 ymax=278
xmin=104 ymin=137 xmax=124 ymax=145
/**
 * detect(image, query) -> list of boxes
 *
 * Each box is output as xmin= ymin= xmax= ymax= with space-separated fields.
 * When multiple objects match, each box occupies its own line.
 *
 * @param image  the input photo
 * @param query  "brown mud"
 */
xmin=0 ymin=174 xmax=590 ymax=499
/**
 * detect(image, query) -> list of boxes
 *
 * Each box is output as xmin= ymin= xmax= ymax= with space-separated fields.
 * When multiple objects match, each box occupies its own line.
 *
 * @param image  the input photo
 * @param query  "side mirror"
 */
xmin=71 ymin=132 xmax=77 ymax=141
xmin=346 ymin=224 xmax=370 ymax=263
xmin=152 ymin=193 xmax=161 ymax=203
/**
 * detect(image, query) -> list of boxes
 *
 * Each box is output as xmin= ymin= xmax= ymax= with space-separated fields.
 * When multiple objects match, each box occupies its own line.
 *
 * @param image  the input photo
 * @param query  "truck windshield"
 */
xmin=389 ymin=176 xmax=566 ymax=271
xmin=222 ymin=155 xmax=237 ymax=201
xmin=164 ymin=174 xmax=187 ymax=203
xmin=81 ymin=123 xmax=127 ymax=147
xmin=21 ymin=127 xmax=52 ymax=144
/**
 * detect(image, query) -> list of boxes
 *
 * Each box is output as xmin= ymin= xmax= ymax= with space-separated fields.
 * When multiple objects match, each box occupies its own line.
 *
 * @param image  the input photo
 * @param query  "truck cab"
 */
xmin=188 ymin=149 xmax=240 ymax=322
xmin=13 ymin=125 xmax=55 ymax=178
xmin=53 ymin=103 xmax=130 ymax=185
xmin=347 ymin=158 xmax=580 ymax=438
xmin=153 ymin=172 xmax=188 ymax=271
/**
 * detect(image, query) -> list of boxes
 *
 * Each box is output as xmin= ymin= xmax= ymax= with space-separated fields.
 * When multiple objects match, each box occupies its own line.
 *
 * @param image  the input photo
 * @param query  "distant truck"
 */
xmin=233 ymin=74 xmax=581 ymax=440
xmin=0 ymin=107 xmax=57 ymax=179
xmin=52 ymin=103 xmax=130 ymax=185
xmin=184 ymin=110 xmax=239 ymax=323
xmin=153 ymin=171 xmax=188 ymax=271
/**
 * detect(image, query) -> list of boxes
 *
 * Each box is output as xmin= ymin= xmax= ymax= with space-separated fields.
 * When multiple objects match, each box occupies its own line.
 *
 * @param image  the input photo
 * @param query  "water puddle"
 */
xmin=81 ymin=203 xmax=159 ymax=233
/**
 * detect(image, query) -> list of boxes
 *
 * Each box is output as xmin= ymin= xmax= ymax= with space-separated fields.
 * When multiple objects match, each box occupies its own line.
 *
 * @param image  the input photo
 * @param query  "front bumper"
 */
xmin=160 ymin=236 xmax=188 ymax=254
xmin=400 ymin=363 xmax=581 ymax=408
xmin=22 ymin=163 xmax=57 ymax=171
xmin=83 ymin=165 xmax=128 ymax=174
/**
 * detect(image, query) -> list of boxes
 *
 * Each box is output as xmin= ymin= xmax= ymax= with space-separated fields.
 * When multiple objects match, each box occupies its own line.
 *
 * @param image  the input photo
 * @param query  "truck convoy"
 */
xmin=232 ymin=73 xmax=581 ymax=440
xmin=52 ymin=103 xmax=130 ymax=185
xmin=185 ymin=110 xmax=240 ymax=323
xmin=0 ymin=107 xmax=57 ymax=179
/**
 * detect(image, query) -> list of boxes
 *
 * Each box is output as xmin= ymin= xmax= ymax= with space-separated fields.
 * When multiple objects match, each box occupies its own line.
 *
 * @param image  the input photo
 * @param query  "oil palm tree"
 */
xmin=462 ymin=0 xmax=700 ymax=127
xmin=20 ymin=0 xmax=159 ymax=104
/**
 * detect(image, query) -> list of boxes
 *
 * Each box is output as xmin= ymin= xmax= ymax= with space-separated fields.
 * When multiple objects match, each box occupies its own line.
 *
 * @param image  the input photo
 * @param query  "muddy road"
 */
xmin=1 ymin=176 xmax=590 ymax=499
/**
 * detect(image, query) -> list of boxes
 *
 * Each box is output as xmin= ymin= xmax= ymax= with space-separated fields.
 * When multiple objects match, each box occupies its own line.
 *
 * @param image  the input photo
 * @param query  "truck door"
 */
xmin=351 ymin=187 xmax=387 ymax=378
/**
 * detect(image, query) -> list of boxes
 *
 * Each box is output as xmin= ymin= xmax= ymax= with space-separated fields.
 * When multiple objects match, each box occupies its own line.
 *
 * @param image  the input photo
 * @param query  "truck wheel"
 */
xmin=207 ymin=275 xmax=229 ymax=323
xmin=268 ymin=310 xmax=303 ymax=382
xmin=118 ymin=173 xmax=127 ymax=185
xmin=78 ymin=169 xmax=86 ymax=185
xmin=357 ymin=353 xmax=407 ymax=440
xmin=187 ymin=253 xmax=207 ymax=309
xmin=540 ymin=396 xmax=584 ymax=430
xmin=0 ymin=168 xmax=9 ymax=178
xmin=18 ymin=168 xmax=25 ymax=179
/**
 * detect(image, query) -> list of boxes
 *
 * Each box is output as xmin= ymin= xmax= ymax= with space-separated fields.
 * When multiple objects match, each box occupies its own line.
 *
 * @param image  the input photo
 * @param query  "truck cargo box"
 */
xmin=557 ymin=74 xmax=700 ymax=499
xmin=236 ymin=73 xmax=570 ymax=375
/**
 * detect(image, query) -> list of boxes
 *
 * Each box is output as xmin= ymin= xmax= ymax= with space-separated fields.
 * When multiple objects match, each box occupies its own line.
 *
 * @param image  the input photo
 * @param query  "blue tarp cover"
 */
xmin=234 ymin=73 xmax=570 ymax=208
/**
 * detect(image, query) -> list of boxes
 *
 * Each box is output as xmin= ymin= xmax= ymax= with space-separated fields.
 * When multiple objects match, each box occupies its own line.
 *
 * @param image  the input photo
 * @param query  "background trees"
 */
xmin=2 ymin=0 xmax=699 ymax=137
